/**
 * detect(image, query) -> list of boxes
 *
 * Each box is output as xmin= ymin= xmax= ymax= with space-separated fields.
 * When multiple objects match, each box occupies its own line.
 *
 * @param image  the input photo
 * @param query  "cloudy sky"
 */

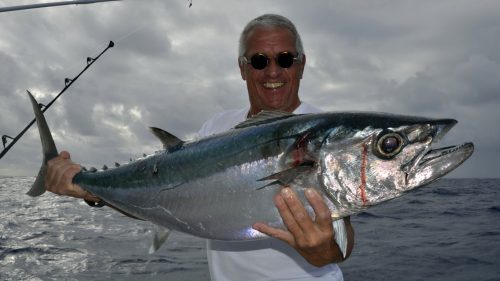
xmin=0 ymin=0 xmax=498 ymax=178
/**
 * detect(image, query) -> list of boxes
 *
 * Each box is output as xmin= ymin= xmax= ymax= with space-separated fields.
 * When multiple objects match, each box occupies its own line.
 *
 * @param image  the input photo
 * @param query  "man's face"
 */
xmin=240 ymin=27 xmax=305 ymax=115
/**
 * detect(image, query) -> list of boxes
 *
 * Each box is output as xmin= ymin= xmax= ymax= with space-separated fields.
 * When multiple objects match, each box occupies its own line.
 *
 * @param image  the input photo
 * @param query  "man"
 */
xmin=45 ymin=14 xmax=354 ymax=280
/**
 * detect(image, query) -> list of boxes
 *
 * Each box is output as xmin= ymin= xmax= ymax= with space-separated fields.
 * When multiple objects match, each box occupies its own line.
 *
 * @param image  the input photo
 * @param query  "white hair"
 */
xmin=238 ymin=14 xmax=304 ymax=59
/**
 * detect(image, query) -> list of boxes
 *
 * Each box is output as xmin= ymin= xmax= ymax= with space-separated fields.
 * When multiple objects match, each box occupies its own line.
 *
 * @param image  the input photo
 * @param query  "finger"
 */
xmin=46 ymin=156 xmax=71 ymax=192
xmin=62 ymin=164 xmax=85 ymax=197
xmin=280 ymin=188 xmax=315 ymax=234
xmin=49 ymin=151 xmax=72 ymax=178
xmin=45 ymin=151 xmax=88 ymax=199
xmin=252 ymin=222 xmax=296 ymax=247
xmin=50 ymin=161 xmax=82 ymax=197
xmin=46 ymin=151 xmax=72 ymax=182
xmin=83 ymin=191 xmax=101 ymax=202
xmin=274 ymin=189 xmax=304 ymax=237
xmin=52 ymin=160 xmax=76 ymax=190
xmin=305 ymin=188 xmax=333 ymax=230
xmin=60 ymin=150 xmax=71 ymax=159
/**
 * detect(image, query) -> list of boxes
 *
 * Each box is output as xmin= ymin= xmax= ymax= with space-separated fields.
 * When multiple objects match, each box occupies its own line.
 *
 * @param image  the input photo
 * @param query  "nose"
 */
xmin=264 ymin=58 xmax=282 ymax=78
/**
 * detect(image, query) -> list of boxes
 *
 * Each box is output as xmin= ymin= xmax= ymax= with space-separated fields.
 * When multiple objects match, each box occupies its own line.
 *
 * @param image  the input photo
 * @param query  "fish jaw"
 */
xmin=405 ymin=142 xmax=474 ymax=188
xmin=402 ymin=119 xmax=474 ymax=188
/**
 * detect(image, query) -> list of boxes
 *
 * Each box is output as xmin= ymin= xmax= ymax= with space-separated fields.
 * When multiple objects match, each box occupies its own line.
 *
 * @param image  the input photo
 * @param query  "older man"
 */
xmin=197 ymin=14 xmax=354 ymax=281
xmin=45 ymin=14 xmax=354 ymax=281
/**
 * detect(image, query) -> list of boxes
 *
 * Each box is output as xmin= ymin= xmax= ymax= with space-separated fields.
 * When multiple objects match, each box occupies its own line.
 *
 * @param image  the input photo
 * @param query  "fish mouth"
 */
xmin=419 ymin=143 xmax=473 ymax=166
xmin=403 ymin=119 xmax=473 ymax=186
xmin=407 ymin=142 xmax=474 ymax=186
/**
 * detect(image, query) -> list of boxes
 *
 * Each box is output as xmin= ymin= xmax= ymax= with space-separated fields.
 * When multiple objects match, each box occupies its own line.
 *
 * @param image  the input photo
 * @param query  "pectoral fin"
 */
xmin=332 ymin=219 xmax=348 ymax=259
xmin=256 ymin=161 xmax=315 ymax=190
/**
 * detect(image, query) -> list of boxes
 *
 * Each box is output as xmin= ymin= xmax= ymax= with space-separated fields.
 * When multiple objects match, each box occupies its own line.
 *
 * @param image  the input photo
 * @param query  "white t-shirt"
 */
xmin=198 ymin=102 xmax=344 ymax=281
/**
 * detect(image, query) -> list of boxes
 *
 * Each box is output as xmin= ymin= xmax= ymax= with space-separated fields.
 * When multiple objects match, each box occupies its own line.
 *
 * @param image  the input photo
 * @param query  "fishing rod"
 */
xmin=0 ymin=0 xmax=122 ymax=13
xmin=0 ymin=0 xmax=193 ymax=13
xmin=0 ymin=41 xmax=115 ymax=161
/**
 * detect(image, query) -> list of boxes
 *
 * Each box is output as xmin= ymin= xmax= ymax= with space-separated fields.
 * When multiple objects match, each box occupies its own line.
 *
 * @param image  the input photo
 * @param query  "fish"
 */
xmin=26 ymin=91 xmax=474 ymax=257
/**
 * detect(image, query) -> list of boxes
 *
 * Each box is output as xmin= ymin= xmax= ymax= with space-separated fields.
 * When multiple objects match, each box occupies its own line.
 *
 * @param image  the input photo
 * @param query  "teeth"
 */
xmin=263 ymin=82 xmax=285 ymax=89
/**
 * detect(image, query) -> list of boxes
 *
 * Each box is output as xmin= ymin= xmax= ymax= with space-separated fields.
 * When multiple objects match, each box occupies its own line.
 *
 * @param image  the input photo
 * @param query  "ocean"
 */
xmin=1 ymin=177 xmax=499 ymax=281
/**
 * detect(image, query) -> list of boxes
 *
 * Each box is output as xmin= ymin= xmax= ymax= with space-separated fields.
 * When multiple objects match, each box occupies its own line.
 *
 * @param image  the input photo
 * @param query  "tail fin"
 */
xmin=27 ymin=91 xmax=59 ymax=197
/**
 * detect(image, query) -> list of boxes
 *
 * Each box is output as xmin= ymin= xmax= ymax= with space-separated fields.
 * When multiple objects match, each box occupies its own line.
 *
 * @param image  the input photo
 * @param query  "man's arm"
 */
xmin=253 ymin=187 xmax=355 ymax=266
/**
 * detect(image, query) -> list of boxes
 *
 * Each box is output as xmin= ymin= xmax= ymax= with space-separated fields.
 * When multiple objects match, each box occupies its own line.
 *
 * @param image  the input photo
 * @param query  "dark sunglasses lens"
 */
xmin=250 ymin=54 xmax=268 ymax=70
xmin=277 ymin=53 xmax=295 ymax=68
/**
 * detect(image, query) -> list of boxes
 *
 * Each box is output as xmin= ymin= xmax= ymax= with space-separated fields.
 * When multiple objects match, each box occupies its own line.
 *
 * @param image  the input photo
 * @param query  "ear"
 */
xmin=239 ymin=58 xmax=247 ymax=80
xmin=297 ymin=54 xmax=306 ymax=79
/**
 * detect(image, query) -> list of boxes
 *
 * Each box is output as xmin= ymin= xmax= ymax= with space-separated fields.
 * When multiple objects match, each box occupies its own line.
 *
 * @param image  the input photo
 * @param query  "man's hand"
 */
xmin=45 ymin=151 xmax=99 ymax=202
xmin=253 ymin=187 xmax=353 ymax=266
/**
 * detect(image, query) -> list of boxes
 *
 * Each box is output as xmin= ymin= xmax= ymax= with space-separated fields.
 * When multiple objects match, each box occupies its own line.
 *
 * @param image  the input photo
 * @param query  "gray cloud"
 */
xmin=1 ymin=0 xmax=499 ymax=178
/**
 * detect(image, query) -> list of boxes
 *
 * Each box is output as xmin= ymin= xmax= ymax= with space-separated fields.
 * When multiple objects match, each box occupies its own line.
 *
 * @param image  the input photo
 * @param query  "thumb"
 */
xmin=60 ymin=150 xmax=71 ymax=159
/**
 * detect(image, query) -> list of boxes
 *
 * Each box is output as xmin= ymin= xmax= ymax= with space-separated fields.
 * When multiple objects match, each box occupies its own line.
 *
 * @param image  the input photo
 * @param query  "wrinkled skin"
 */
xmin=240 ymin=26 xmax=304 ymax=116
xmin=253 ymin=188 xmax=354 ymax=266
xmin=46 ymin=151 xmax=98 ymax=202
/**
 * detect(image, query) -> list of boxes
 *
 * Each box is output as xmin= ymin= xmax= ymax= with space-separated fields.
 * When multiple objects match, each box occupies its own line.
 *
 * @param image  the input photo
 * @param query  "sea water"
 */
xmin=1 ymin=177 xmax=499 ymax=281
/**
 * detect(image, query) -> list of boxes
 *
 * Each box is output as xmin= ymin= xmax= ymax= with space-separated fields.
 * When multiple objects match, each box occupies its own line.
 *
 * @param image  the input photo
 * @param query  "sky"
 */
xmin=0 ymin=0 xmax=499 ymax=178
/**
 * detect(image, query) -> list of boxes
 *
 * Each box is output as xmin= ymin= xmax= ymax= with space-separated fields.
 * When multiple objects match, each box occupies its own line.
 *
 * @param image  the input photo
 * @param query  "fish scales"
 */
xmin=75 ymin=116 xmax=312 ymax=239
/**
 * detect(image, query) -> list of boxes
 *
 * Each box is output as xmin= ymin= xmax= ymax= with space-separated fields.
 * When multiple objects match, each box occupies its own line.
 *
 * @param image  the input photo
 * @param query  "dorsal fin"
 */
xmin=234 ymin=110 xmax=296 ymax=129
xmin=149 ymin=127 xmax=184 ymax=150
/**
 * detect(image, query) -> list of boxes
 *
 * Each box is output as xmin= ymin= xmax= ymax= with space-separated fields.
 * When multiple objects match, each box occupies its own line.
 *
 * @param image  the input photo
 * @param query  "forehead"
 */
xmin=245 ymin=27 xmax=296 ymax=55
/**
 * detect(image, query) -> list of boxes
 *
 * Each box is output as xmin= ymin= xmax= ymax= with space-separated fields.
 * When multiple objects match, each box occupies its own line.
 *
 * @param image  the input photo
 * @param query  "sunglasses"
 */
xmin=241 ymin=51 xmax=300 ymax=70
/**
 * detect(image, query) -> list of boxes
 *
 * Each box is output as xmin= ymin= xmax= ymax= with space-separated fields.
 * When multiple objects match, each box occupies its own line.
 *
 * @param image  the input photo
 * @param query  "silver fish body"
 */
xmin=27 ymin=93 xmax=473 ymax=243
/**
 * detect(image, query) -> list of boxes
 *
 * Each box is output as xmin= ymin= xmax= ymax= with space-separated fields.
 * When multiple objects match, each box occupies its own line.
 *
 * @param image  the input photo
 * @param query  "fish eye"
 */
xmin=376 ymin=132 xmax=404 ymax=158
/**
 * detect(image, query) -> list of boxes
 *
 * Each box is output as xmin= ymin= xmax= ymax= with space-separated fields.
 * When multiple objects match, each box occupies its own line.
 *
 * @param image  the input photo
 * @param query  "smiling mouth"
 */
xmin=263 ymin=82 xmax=285 ymax=89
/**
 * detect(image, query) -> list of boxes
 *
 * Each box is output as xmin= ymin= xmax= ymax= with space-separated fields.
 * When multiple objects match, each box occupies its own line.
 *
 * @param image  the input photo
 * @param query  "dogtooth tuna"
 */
xmin=26 ymin=91 xmax=474 ymax=257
